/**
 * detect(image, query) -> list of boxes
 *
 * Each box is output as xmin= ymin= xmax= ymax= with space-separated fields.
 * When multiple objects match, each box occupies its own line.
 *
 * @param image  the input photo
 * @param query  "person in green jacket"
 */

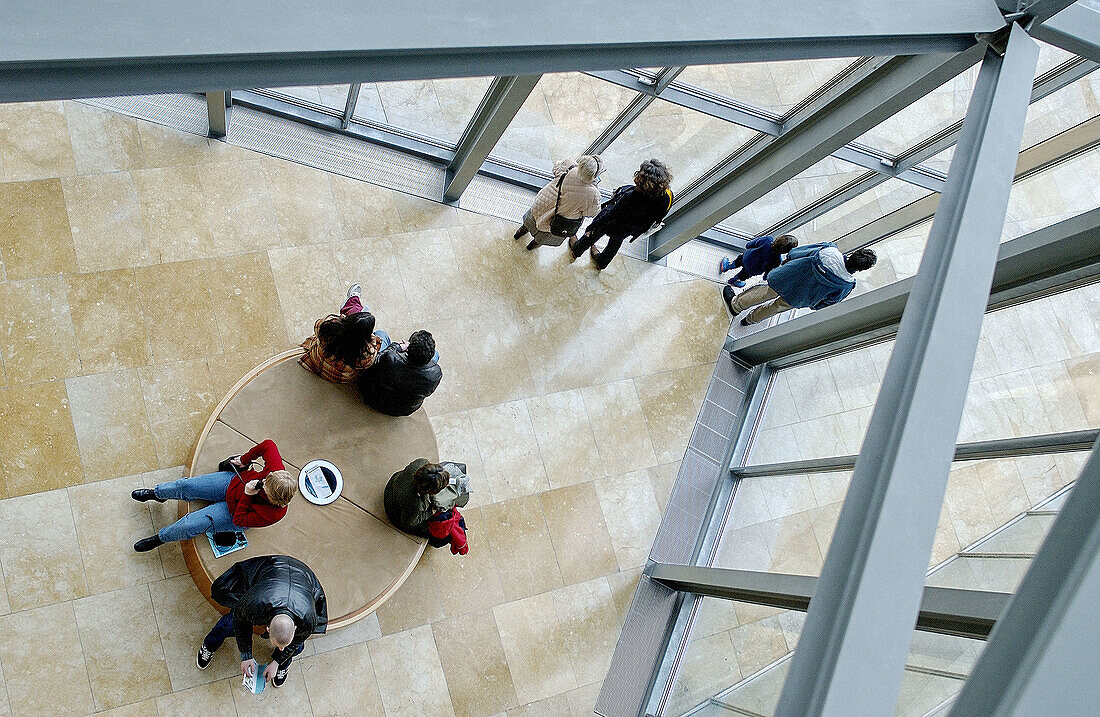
xmin=384 ymin=459 xmax=469 ymax=545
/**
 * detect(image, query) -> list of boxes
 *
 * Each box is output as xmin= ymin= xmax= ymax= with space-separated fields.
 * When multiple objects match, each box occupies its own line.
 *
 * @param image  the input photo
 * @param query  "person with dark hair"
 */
xmin=384 ymin=458 xmax=470 ymax=545
xmin=724 ymin=244 xmax=877 ymax=326
xmin=299 ymin=283 xmax=390 ymax=384
xmin=357 ymin=329 xmax=443 ymax=416
xmin=718 ymin=234 xmax=798 ymax=287
xmin=198 ymin=555 xmax=326 ymax=690
xmin=568 ymin=158 xmax=673 ymax=270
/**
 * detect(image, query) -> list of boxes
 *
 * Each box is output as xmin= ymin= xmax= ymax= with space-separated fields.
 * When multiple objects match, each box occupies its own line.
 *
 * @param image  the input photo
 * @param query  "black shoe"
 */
xmin=197 ymin=643 xmax=214 ymax=669
xmin=131 ymin=488 xmax=165 ymax=503
xmin=514 ymin=225 xmax=529 ymax=240
xmin=526 ymin=240 xmax=537 ymax=251
xmin=568 ymin=236 xmax=583 ymax=258
xmin=722 ymin=285 xmax=737 ymax=318
xmin=218 ymin=456 xmax=241 ymax=473
xmin=272 ymin=665 xmax=289 ymax=688
xmin=134 ymin=535 xmax=164 ymax=552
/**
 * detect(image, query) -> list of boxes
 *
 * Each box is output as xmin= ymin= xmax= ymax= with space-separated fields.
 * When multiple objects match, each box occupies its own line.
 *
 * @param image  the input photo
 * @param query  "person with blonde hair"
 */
xmin=131 ymin=439 xmax=297 ymax=551
xmin=514 ymin=155 xmax=604 ymax=250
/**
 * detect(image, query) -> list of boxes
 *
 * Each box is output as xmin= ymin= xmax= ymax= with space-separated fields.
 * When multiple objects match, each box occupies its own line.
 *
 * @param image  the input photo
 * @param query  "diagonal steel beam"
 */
xmin=647 ymin=44 xmax=989 ymax=260
xmin=774 ymin=24 xmax=1038 ymax=716
xmin=583 ymin=67 xmax=684 ymax=156
xmin=1029 ymin=3 xmax=1100 ymax=64
xmin=443 ymin=74 xmax=541 ymax=201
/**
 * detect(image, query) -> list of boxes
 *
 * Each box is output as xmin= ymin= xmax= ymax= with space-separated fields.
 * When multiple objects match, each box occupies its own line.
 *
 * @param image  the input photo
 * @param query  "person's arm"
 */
xmin=233 ymin=611 xmax=254 ymax=661
xmin=745 ymin=236 xmax=768 ymax=249
xmin=239 ymin=439 xmax=280 ymax=469
xmin=400 ymin=494 xmax=436 ymax=528
xmin=552 ymin=159 xmax=573 ymax=177
xmin=231 ymin=492 xmax=282 ymax=527
xmin=654 ymin=189 xmax=673 ymax=221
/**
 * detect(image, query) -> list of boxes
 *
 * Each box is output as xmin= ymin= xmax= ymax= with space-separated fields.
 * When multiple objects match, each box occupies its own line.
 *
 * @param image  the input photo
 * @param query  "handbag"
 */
xmin=549 ymin=171 xmax=584 ymax=237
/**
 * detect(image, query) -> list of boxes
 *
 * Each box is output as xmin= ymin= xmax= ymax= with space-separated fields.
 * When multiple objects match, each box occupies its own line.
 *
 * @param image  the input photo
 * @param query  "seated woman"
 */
xmin=300 ymin=284 xmax=390 ymax=384
xmin=384 ymin=459 xmax=469 ymax=546
xmin=130 ymin=439 xmax=297 ymax=552
xmin=357 ymin=330 xmax=443 ymax=417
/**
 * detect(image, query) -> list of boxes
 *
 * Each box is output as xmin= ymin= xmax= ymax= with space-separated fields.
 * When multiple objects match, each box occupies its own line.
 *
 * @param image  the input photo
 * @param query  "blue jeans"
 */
xmin=204 ymin=613 xmax=305 ymax=666
xmin=154 ymin=472 xmax=246 ymax=543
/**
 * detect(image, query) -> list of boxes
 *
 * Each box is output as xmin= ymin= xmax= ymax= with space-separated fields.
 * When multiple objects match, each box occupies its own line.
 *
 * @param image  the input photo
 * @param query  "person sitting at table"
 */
xmin=357 ymin=330 xmax=443 ymax=416
xmin=383 ymin=458 xmax=469 ymax=546
xmin=300 ymin=283 xmax=391 ymax=384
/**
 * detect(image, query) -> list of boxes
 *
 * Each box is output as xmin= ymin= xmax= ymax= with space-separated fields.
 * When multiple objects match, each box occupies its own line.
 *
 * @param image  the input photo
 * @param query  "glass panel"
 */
xmin=924 ymin=555 xmax=1032 ymax=592
xmin=599 ymin=97 xmax=759 ymax=193
xmin=350 ymin=77 xmax=493 ymax=146
xmin=906 ymin=632 xmax=983 ymax=675
xmin=968 ymin=513 xmax=1056 ymax=554
xmin=262 ymin=84 xmax=351 ymax=114
xmin=489 ymin=72 xmax=638 ymax=173
xmin=1004 ymin=145 xmax=1100 ymax=238
xmin=676 ymin=58 xmax=860 ymax=118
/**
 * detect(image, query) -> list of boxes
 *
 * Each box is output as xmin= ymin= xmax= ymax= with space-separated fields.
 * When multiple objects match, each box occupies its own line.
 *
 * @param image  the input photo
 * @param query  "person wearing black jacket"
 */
xmin=357 ymin=330 xmax=443 ymax=416
xmin=569 ymin=159 xmax=673 ymax=270
xmin=197 ymin=555 xmax=327 ymax=689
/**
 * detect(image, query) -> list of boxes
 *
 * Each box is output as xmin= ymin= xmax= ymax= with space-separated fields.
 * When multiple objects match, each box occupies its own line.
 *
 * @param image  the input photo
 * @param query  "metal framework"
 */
xmin=205 ymin=90 xmax=229 ymax=138
xmin=1031 ymin=3 xmax=1100 ymax=62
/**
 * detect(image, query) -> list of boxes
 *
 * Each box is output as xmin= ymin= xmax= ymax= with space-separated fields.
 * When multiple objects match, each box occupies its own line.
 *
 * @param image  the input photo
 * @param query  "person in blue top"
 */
xmin=723 ymin=243 xmax=876 ymax=326
xmin=718 ymin=234 xmax=798 ymax=287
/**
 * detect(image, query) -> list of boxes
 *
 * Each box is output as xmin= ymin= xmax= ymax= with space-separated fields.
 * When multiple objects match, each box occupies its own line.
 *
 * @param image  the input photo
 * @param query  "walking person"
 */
xmin=131 ymin=439 xmax=297 ymax=551
xmin=300 ymin=283 xmax=391 ymax=384
xmin=569 ymin=159 xmax=673 ymax=270
xmin=357 ymin=329 xmax=443 ymax=416
xmin=197 ymin=554 xmax=327 ymax=690
xmin=724 ymin=243 xmax=877 ymax=325
xmin=514 ymin=155 xmax=604 ymax=250
xmin=718 ymin=234 xmax=798 ymax=287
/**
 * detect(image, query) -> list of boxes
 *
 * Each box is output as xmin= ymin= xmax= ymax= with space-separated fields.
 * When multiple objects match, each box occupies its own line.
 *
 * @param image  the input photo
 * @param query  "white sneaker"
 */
xmin=346 ymin=283 xmax=362 ymax=299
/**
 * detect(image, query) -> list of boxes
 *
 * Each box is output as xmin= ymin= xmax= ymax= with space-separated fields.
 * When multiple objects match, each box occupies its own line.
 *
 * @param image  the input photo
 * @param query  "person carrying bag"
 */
xmin=514 ymin=156 xmax=604 ymax=250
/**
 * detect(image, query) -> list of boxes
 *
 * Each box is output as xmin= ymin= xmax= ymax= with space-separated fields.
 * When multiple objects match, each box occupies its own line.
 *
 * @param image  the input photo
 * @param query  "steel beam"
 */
xmin=443 ymin=75 xmax=541 ymax=202
xmin=647 ymin=564 xmax=1010 ymax=640
xmin=1030 ymin=4 xmax=1100 ymax=63
xmin=774 ymin=25 xmax=1038 ymax=717
xmin=647 ymin=45 xmax=988 ymax=261
xmin=948 ymin=436 xmax=1100 ymax=717
xmin=206 ymin=90 xmax=228 ymax=138
xmin=583 ymin=67 xmax=683 ymax=156
xmin=341 ymin=83 xmax=361 ymax=130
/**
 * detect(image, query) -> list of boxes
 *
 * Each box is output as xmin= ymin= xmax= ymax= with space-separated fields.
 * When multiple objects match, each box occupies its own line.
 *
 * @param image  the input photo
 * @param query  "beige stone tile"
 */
xmin=566 ymin=680 xmax=603 ymax=717
xmin=665 ymin=632 xmax=740 ymax=716
xmin=390 ymin=229 xmax=462 ymax=326
xmin=394 ymin=192 xmax=469 ymax=233
xmin=156 ymin=679 xmax=239 ymax=716
xmin=482 ymin=496 xmax=563 ymax=601
xmin=138 ymin=359 xmax=216 ymax=469
xmin=263 ymin=156 xmax=345 ymax=247
xmin=573 ymin=295 xmax=646 ymax=385
xmin=525 ymin=390 xmax=604 ymax=489
xmin=134 ymin=260 xmax=220 ymax=362
xmin=132 ymin=164 xmax=217 ymax=263
xmin=301 ymin=642 xmax=385 ymax=716
xmin=593 ymin=471 xmax=662 ymax=571
xmin=95 ymin=698 xmax=158 ymax=716
xmin=582 ymin=381 xmax=658 ymax=476
xmin=74 ymin=585 xmax=171 ymax=709
xmin=421 ymin=322 xmax=481 ymax=417
xmin=552 ymin=578 xmax=621 ymax=683
xmin=330 ymin=235 xmax=411 ymax=328
xmin=375 ymin=558 xmax=445 ymax=636
xmin=507 ymin=694 xmax=571 ymax=717
xmin=425 ymin=507 xmax=507 ymax=618
xmin=135 ymin=120 xmax=213 ymax=168
xmin=1067 ymin=352 xmax=1100 ymax=425
xmin=307 ymin=612 xmax=381 ymax=655
xmin=62 ymin=172 xmax=150 ymax=272
xmin=329 ymin=175 xmax=406 ymax=239
xmin=65 ymin=269 xmax=153 ymax=373
xmin=150 ymin=574 xmax=240 ymax=691
xmin=650 ymin=462 xmax=680 ymax=515
xmin=729 ymin=615 xmax=792 ymax=674
xmin=768 ymin=511 xmax=825 ymax=576
xmin=606 ymin=567 xmax=642 ymax=628
xmin=203 ymin=252 xmax=288 ymax=353
xmin=0 ymin=381 xmax=84 ymax=496
xmin=198 ymin=160 xmax=281 ymax=255
xmin=66 ymin=369 xmax=157 ymax=483
xmin=459 ymin=309 xmax=538 ymax=405
xmin=368 ymin=625 xmax=456 ymax=717
xmin=63 ymin=101 xmax=146 ymax=175
xmin=539 ymin=483 xmax=617 ymax=585
xmin=429 ymin=411 xmax=491 ymax=508
xmin=0 ymin=565 xmax=10 ymax=616
xmin=0 ymin=276 xmax=82 ymax=383
xmin=468 ymin=401 xmax=549 ymax=502
xmin=759 ymin=474 xmax=818 ymax=520
xmin=0 ymin=602 xmax=94 ymax=717
xmin=0 ymin=101 xmax=76 ymax=181
xmin=230 ymin=661 xmax=314 ymax=715
xmin=494 ymin=592 xmax=577 ymax=704
xmin=268 ymin=244 xmax=341 ymax=341
xmin=514 ymin=300 xmax=588 ymax=396
xmin=634 ymin=365 xmax=710 ymax=464
xmin=0 ymin=488 xmax=88 ymax=609
xmin=943 ymin=463 xmax=1000 ymax=548
xmin=69 ymin=474 xmax=162 ymax=593
xmin=0 ymin=178 xmax=78 ymax=280
xmin=207 ymin=346 xmax=277 ymax=399
xmin=434 ymin=610 xmax=519 ymax=717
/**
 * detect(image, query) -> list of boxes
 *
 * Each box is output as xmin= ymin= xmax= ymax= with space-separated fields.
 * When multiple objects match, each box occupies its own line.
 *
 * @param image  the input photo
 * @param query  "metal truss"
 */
xmin=1030 ymin=2 xmax=1100 ymax=63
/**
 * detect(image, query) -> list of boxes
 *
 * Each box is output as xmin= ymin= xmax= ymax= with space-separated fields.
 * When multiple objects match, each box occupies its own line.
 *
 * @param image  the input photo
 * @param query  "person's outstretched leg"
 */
xmin=152 ymin=472 xmax=234 ymax=503
xmin=727 ymin=266 xmax=752 ymax=288
xmin=728 ymin=283 xmax=779 ymax=314
xmin=198 ymin=612 xmax=236 ymax=668
xmin=743 ymin=296 xmax=794 ymax=325
xmin=591 ymin=234 xmax=625 ymax=270
xmin=569 ymin=230 xmax=599 ymax=258
xmin=137 ymin=500 xmax=241 ymax=551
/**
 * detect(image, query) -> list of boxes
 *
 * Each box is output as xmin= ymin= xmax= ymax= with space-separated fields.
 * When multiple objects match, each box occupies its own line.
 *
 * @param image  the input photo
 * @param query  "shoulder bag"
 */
xmin=549 ymin=170 xmax=585 ymax=237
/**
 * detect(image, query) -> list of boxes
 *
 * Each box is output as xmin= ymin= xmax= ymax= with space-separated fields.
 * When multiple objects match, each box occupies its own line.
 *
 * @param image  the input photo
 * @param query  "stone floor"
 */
xmin=0 ymin=100 xmax=727 ymax=717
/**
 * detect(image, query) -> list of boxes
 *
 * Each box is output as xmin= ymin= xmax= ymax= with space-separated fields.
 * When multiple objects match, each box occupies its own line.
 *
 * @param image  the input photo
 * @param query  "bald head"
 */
xmin=269 ymin=613 xmax=295 ymax=649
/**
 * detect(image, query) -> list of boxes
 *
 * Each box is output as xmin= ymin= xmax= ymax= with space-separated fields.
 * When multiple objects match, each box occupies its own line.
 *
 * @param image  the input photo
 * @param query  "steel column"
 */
xmin=341 ymin=83 xmax=361 ymax=130
xmin=442 ymin=74 xmax=541 ymax=201
xmin=647 ymin=46 xmax=987 ymax=260
xmin=948 ymin=436 xmax=1100 ymax=716
xmin=774 ymin=24 xmax=1038 ymax=716
xmin=206 ymin=90 xmax=228 ymax=138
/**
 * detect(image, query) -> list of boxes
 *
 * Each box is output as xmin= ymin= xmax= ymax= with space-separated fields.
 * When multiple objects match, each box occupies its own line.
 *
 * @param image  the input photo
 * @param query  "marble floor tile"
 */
xmin=263 ymin=156 xmax=345 ymax=247
xmin=197 ymin=160 xmax=281 ymax=255
xmin=89 ymin=698 xmax=158 ymax=717
xmin=514 ymin=301 xmax=588 ymax=397
xmin=0 ymin=565 xmax=10 ymax=616
xmin=131 ymin=164 xmax=216 ymax=263
xmin=507 ymin=694 xmax=571 ymax=717
xmin=581 ymin=381 xmax=658 ymax=476
xmin=606 ymin=567 xmax=642 ymax=628
xmin=155 ymin=679 xmax=239 ymax=717
xmin=0 ymin=380 xmax=84 ymax=496
xmin=267 ymin=244 xmax=342 ymax=341
xmin=1066 ymin=352 xmax=1100 ymax=425
xmin=65 ymin=269 xmax=153 ymax=373
xmin=0 ymin=488 xmax=88 ymax=610
xmin=149 ymin=574 xmax=241 ymax=692
xmin=634 ymin=365 xmax=711 ymax=464
xmin=329 ymin=175 xmax=407 ymax=239
xmin=552 ymin=578 xmax=621 ymax=682
xmin=593 ymin=471 xmax=662 ymax=571
xmin=767 ymin=511 xmax=824 ymax=576
xmin=420 ymin=322 xmax=481 ymax=417
xmin=230 ymin=661 xmax=314 ymax=715
xmin=429 ymin=411 xmax=491 ymax=509
xmin=307 ymin=612 xmax=381 ymax=655
xmin=330 ymin=235 xmax=412 ymax=329
xmin=0 ymin=602 xmax=94 ymax=717
xmin=138 ymin=359 xmax=216 ymax=468
xmin=665 ymin=631 xmax=739 ymax=717
xmin=425 ymin=507 xmax=507 ymax=619
xmin=783 ymin=360 xmax=842 ymax=422
xmin=572 ymin=295 xmax=645 ymax=385
xmin=63 ymin=101 xmax=146 ymax=175
xmin=759 ymin=474 xmax=818 ymax=520
xmin=0 ymin=178 xmax=78 ymax=280
xmin=468 ymin=401 xmax=549 ymax=502
xmin=368 ymin=625 xmax=456 ymax=717
xmin=134 ymin=260 xmax=220 ymax=363
xmin=69 ymin=474 xmax=162 ymax=593
xmin=66 ymin=369 xmax=157 ymax=483
xmin=301 ymin=642 xmax=385 ymax=717
xmin=0 ymin=276 xmax=83 ymax=384
xmin=203 ymin=252 xmax=288 ymax=353
xmin=482 ymin=496 xmax=564 ymax=601
xmin=525 ymin=390 xmax=604 ymax=489
xmin=206 ymin=346 xmax=279 ymax=399
xmin=433 ymin=610 xmax=519 ymax=717
xmin=729 ymin=614 xmax=793 ymax=675
xmin=375 ymin=558 xmax=445 ymax=636
xmin=459 ymin=309 xmax=538 ymax=406
xmin=494 ymin=592 xmax=577 ymax=704
xmin=0 ymin=101 xmax=76 ymax=181
xmin=62 ymin=171 xmax=150 ymax=273
xmin=73 ymin=585 xmax=172 ymax=709
xmin=538 ymin=483 xmax=618 ymax=585
xmin=649 ymin=462 xmax=680 ymax=515
xmin=135 ymin=120 xmax=213 ymax=168
xmin=389 ymin=229 xmax=462 ymax=325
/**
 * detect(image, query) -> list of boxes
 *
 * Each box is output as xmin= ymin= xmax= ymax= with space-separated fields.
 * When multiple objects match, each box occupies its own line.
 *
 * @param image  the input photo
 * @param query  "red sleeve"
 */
xmin=240 ymin=440 xmax=284 ymax=472
xmin=231 ymin=491 xmax=286 ymax=527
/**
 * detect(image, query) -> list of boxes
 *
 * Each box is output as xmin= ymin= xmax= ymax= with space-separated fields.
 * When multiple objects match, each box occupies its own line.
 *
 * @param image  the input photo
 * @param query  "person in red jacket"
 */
xmin=130 ymin=439 xmax=297 ymax=552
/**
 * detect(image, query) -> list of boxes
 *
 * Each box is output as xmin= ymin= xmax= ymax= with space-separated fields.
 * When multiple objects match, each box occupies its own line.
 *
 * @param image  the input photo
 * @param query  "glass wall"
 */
xmin=352 ymin=77 xmax=493 ymax=145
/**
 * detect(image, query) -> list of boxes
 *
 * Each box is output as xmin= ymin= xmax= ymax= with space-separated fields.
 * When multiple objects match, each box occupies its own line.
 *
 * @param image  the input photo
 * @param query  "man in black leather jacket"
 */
xmin=358 ymin=330 xmax=443 ymax=416
xmin=197 ymin=554 xmax=327 ymax=689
